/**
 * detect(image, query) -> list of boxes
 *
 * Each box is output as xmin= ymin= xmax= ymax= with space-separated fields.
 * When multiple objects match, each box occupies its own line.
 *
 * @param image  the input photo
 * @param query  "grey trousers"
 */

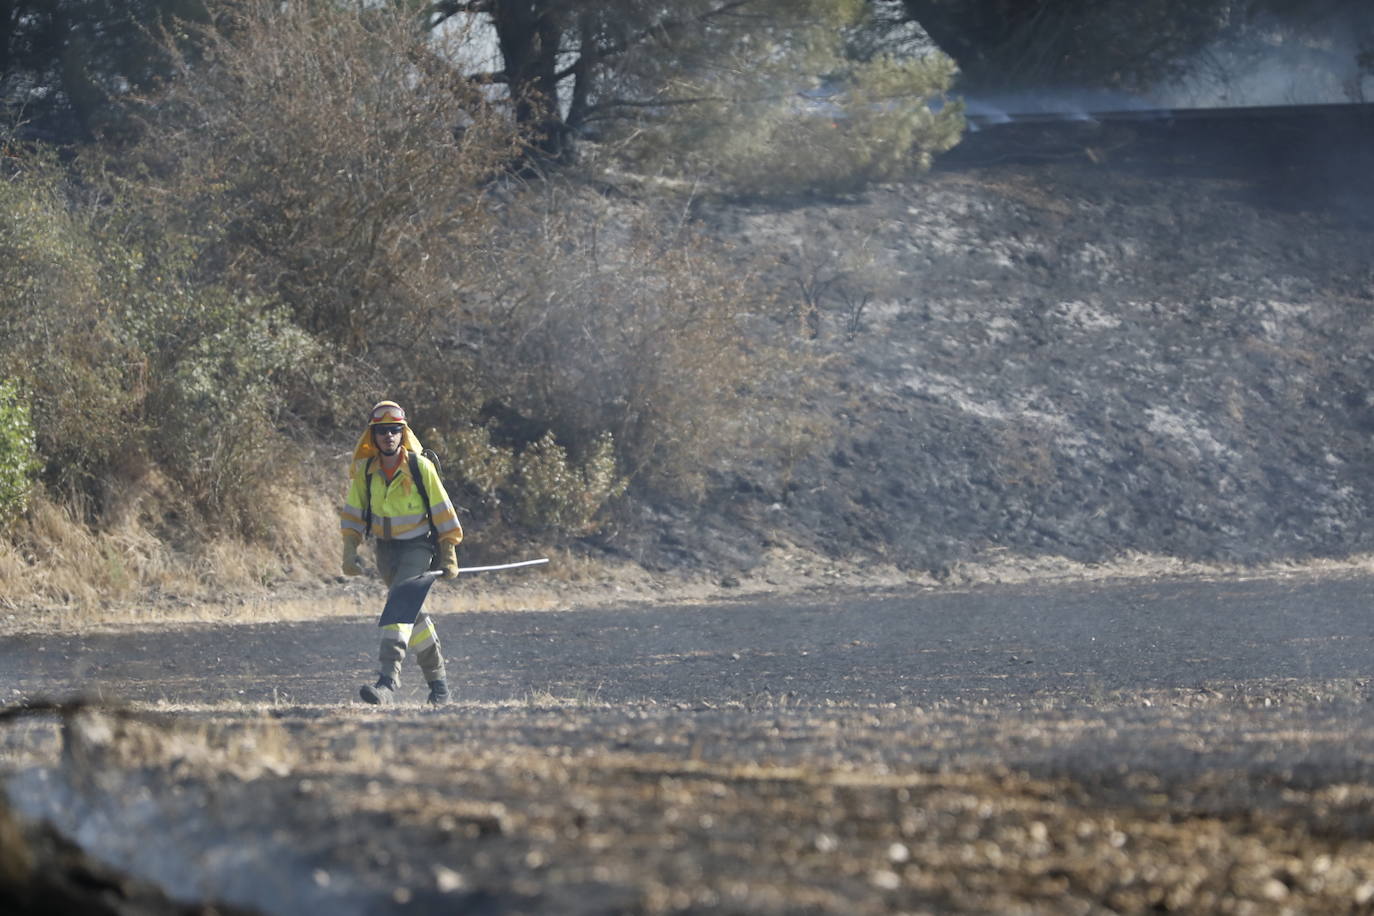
xmin=373 ymin=538 xmax=446 ymax=686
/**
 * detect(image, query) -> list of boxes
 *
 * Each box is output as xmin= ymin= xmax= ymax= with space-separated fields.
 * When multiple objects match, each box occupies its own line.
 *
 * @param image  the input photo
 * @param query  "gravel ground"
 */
xmin=4 ymin=572 xmax=1374 ymax=914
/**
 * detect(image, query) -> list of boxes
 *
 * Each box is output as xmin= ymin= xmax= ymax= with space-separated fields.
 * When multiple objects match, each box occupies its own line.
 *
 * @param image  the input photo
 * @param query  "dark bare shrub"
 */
xmin=463 ymin=185 xmax=822 ymax=501
xmin=126 ymin=0 xmax=519 ymax=351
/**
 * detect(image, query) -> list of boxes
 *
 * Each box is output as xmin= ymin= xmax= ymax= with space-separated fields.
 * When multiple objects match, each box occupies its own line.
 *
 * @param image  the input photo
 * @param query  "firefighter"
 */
xmin=340 ymin=400 xmax=462 ymax=705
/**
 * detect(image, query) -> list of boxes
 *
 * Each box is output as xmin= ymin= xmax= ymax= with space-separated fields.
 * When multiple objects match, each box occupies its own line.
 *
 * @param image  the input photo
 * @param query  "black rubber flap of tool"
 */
xmin=377 ymin=572 xmax=438 ymax=626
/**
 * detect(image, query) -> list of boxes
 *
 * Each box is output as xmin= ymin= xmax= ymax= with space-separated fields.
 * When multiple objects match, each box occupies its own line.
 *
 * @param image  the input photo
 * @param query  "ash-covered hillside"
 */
xmin=630 ymin=106 xmax=1374 ymax=576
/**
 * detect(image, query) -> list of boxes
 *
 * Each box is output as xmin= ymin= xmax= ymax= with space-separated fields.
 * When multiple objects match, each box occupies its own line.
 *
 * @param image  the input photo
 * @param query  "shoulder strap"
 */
xmin=361 ymin=456 xmax=374 ymax=540
xmin=409 ymin=452 xmax=436 ymax=539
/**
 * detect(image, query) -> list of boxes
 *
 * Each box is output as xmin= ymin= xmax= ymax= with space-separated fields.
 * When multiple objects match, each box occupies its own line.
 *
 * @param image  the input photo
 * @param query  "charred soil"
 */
xmin=627 ymin=105 xmax=1374 ymax=579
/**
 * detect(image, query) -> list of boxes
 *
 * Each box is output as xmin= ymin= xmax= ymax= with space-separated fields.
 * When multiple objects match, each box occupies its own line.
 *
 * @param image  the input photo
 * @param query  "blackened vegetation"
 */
xmin=643 ymin=103 xmax=1374 ymax=575
xmin=954 ymin=102 xmax=1374 ymax=216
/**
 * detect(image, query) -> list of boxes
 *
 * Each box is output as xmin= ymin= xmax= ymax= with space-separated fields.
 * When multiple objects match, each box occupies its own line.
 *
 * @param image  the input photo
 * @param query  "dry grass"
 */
xmin=6 ymin=492 xmax=1374 ymax=637
xmin=0 ymin=489 xmax=338 ymax=630
xmin=941 ymin=548 xmax=1374 ymax=588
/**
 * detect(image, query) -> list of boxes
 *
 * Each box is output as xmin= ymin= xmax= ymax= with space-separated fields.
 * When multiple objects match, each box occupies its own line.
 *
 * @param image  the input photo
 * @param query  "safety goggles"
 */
xmin=371 ymin=403 xmax=407 ymax=423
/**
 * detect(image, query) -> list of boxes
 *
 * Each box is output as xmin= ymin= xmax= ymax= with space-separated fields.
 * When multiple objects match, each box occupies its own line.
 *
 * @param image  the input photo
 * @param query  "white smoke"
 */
xmin=958 ymin=10 xmax=1373 ymax=123
xmin=1158 ymin=12 xmax=1373 ymax=108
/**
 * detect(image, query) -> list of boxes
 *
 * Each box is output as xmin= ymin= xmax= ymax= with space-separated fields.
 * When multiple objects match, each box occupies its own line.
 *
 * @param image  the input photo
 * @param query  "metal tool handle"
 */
xmin=460 ymin=558 xmax=550 ymax=574
xmin=416 ymin=557 xmax=550 ymax=578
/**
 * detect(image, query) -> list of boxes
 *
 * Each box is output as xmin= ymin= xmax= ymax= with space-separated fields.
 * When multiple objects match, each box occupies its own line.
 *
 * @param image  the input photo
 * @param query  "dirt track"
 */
xmin=4 ymin=573 xmax=1374 ymax=914
xmin=10 ymin=573 xmax=1374 ymax=706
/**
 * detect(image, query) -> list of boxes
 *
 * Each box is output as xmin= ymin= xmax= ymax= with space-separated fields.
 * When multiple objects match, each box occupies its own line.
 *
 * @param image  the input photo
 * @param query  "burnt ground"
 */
xmin=4 ymin=572 xmax=1374 ymax=914
xmin=627 ymin=103 xmax=1374 ymax=577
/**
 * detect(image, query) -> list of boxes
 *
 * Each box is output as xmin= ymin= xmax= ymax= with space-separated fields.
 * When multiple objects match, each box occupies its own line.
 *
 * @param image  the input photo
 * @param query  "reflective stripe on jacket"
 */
xmin=339 ymin=450 xmax=462 ymax=544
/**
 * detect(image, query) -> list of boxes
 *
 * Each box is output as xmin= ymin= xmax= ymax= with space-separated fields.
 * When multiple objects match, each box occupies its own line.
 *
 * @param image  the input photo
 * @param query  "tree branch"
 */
xmin=426 ymin=0 xmax=494 ymax=30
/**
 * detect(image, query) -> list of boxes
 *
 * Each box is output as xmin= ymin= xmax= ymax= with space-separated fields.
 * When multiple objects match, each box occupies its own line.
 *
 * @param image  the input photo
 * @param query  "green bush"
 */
xmin=677 ymin=54 xmax=964 ymax=198
xmin=1 ymin=150 xmax=325 ymax=530
xmin=151 ymin=300 xmax=322 ymax=530
xmin=435 ymin=424 xmax=626 ymax=537
xmin=623 ymin=5 xmax=965 ymax=198
xmin=440 ymin=425 xmax=515 ymax=502
xmin=0 ymin=379 xmax=40 ymax=525
xmin=0 ymin=154 xmax=145 ymax=501
xmin=513 ymin=432 xmax=627 ymax=536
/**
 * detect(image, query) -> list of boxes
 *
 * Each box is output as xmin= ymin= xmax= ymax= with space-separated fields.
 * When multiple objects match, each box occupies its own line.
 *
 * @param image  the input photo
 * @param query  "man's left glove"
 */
xmin=438 ymin=540 xmax=460 ymax=579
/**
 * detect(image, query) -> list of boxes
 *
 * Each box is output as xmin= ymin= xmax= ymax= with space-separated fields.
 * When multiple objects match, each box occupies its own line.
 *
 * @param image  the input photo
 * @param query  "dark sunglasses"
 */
xmin=373 ymin=424 xmax=405 ymax=435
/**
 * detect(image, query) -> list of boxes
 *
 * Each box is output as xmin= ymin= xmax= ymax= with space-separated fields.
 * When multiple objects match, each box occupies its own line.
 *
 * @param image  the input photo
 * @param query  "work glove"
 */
xmin=438 ymin=540 xmax=460 ymax=579
xmin=341 ymin=537 xmax=363 ymax=577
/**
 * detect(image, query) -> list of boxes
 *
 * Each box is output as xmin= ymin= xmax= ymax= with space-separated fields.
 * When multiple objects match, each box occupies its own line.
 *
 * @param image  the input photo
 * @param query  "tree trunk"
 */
xmin=899 ymin=0 xmax=1061 ymax=86
xmin=492 ymin=0 xmax=568 ymax=157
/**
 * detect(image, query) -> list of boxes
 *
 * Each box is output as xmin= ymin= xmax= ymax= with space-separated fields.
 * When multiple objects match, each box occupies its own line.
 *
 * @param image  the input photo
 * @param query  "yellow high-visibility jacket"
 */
xmin=340 ymin=449 xmax=462 ymax=545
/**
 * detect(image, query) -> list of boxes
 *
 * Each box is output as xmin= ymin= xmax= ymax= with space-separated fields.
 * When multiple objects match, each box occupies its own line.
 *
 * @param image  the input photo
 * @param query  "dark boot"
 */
xmin=360 ymin=676 xmax=396 ymax=705
xmin=427 ymin=679 xmax=450 ymax=706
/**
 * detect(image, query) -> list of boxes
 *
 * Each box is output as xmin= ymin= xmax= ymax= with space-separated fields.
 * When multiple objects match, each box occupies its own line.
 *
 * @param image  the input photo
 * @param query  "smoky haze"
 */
xmin=955 ymin=10 xmax=1373 ymax=122
xmin=1162 ymin=12 xmax=1373 ymax=108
